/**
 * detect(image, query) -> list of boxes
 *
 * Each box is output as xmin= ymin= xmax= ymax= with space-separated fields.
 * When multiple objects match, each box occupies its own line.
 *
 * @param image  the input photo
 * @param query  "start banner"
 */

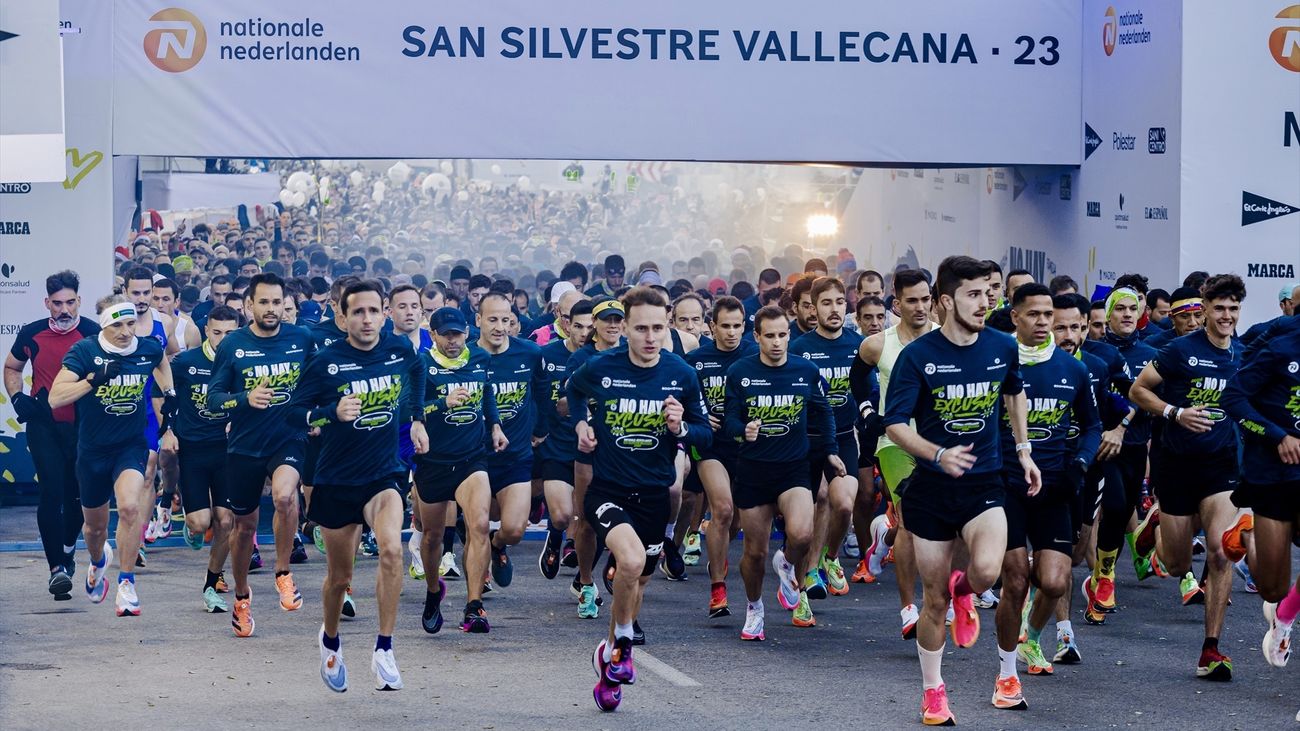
xmin=112 ymin=0 xmax=1083 ymax=165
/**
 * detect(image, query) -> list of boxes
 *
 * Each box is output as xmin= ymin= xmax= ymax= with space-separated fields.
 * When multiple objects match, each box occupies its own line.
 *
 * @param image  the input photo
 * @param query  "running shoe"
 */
xmin=842 ymin=531 xmax=860 ymax=560
xmin=921 ymin=684 xmax=956 ymax=726
xmin=203 ymin=586 xmax=228 ymax=613
xmin=1134 ymin=554 xmax=1157 ymax=581
xmin=1196 ymin=646 xmax=1232 ymax=681
xmin=1018 ymin=591 xmax=1032 ymax=643
xmin=683 ymin=532 xmax=702 ymax=566
xmin=409 ymin=534 xmax=426 ymax=581
xmin=1133 ymin=505 xmax=1160 ymax=557
xmin=422 ymin=578 xmax=446 ymax=634
xmin=312 ymin=524 xmax=326 ymax=555
xmin=48 ymin=568 xmax=72 ymax=600
xmin=945 ymin=602 xmax=955 ymax=627
xmin=341 ymin=587 xmax=356 ymax=618
xmin=85 ymin=543 xmax=112 ymax=604
xmin=372 ymin=648 xmax=402 ymax=691
xmin=851 ymin=559 xmax=876 ymax=584
xmin=160 ymin=500 xmax=175 ymax=538
xmin=539 ymin=530 xmax=563 ymax=580
xmin=991 ymin=675 xmax=1027 ymax=710
xmin=1082 ymin=577 xmax=1108 ymax=625
xmin=741 ymin=605 xmax=764 ymax=640
xmin=709 ymin=583 xmax=731 ymax=619
xmin=1235 ymin=559 xmax=1258 ymax=593
xmin=632 ymin=620 xmax=645 ymax=646
xmin=571 ymin=576 xmax=604 ymax=606
xmin=660 ymin=540 xmax=687 ymax=581
xmin=1180 ymin=573 xmax=1206 ymax=606
xmin=1262 ymin=602 xmax=1292 ymax=668
xmin=135 ymin=544 xmax=147 ymax=568
xmin=1017 ymin=640 xmax=1054 ymax=675
xmin=318 ymin=626 xmax=348 ymax=693
xmin=275 ymin=572 xmax=303 ymax=611
xmin=1192 ymin=535 xmax=1206 ymax=555
xmin=772 ymin=549 xmax=800 ymax=610
xmin=561 ymin=539 xmax=578 ymax=568
xmin=578 ymin=584 xmax=600 ymax=619
xmin=973 ymin=588 xmax=999 ymax=609
xmin=603 ymin=554 xmax=617 ymax=594
xmin=591 ymin=641 xmax=623 ymax=712
xmin=490 ymin=538 xmax=513 ymax=587
xmin=115 ymin=579 xmax=141 ymax=617
xmin=793 ymin=591 xmax=816 ymax=627
xmin=214 ymin=572 xmax=229 ymax=593
xmin=1221 ymin=513 xmax=1254 ymax=563
xmin=290 ymin=534 xmax=308 ymax=565
xmin=360 ymin=529 xmax=378 ymax=557
xmin=948 ymin=571 xmax=979 ymax=648
xmin=232 ymin=593 xmax=254 ymax=637
xmin=1054 ymin=632 xmax=1082 ymax=664
xmin=439 ymin=551 xmax=461 ymax=579
xmin=803 ymin=569 xmax=828 ymax=601
xmin=822 ymin=556 xmax=849 ymax=596
xmin=605 ymin=636 xmax=636 ymax=685
xmin=865 ymin=514 xmax=890 ymax=575
xmin=248 ymin=543 xmax=263 ymax=571
xmin=901 ymin=603 xmax=920 ymax=640
xmin=461 ymin=600 xmax=490 ymax=633
xmin=144 ymin=508 xmax=160 ymax=544
xmin=182 ymin=522 xmax=204 ymax=551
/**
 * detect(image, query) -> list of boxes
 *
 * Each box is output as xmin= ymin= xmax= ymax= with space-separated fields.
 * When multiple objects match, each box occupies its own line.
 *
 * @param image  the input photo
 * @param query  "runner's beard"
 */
xmin=952 ymin=307 xmax=985 ymax=335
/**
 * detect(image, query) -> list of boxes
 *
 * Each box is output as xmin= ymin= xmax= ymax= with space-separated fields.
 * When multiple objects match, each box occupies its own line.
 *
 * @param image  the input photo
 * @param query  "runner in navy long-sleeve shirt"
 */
xmin=566 ymin=287 xmax=710 ymax=712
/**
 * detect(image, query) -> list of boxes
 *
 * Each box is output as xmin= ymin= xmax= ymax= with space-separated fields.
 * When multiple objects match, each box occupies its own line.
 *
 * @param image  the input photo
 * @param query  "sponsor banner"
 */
xmin=113 ymin=0 xmax=1082 ymax=164
xmin=0 ymin=0 xmax=116 ymax=488
xmin=1181 ymin=3 xmax=1300 ymax=326
xmin=0 ymin=0 xmax=66 ymax=182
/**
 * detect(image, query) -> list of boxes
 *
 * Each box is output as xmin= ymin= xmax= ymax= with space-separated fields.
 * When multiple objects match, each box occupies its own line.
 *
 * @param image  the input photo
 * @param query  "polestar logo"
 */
xmin=1242 ymin=191 xmax=1299 ymax=226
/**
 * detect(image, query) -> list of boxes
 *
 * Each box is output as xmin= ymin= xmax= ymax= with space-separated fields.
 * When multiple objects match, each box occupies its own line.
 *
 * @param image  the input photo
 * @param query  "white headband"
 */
xmin=99 ymin=302 xmax=137 ymax=329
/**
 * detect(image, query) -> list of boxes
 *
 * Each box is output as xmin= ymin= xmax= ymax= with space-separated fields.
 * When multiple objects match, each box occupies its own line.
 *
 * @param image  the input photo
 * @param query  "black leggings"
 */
xmin=1097 ymin=444 xmax=1147 ymax=553
xmin=27 ymin=418 xmax=82 ymax=570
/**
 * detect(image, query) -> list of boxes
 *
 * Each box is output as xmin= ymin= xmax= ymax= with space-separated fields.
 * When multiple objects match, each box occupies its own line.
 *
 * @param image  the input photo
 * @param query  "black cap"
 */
xmin=450 ymin=265 xmax=472 ymax=282
xmin=604 ymin=254 xmax=625 ymax=274
xmin=429 ymin=307 xmax=468 ymax=335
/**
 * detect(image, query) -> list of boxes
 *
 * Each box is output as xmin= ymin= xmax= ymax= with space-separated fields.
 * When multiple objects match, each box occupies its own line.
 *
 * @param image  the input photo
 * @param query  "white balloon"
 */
xmin=387 ymin=161 xmax=412 ymax=185
xmin=279 ymin=188 xmax=294 ymax=207
xmin=372 ymin=189 xmax=385 ymax=204
xmin=349 ymin=170 xmax=364 ymax=186
xmin=456 ymin=190 xmax=470 ymax=202
xmin=517 ymin=175 xmax=532 ymax=191
xmin=287 ymin=171 xmax=311 ymax=190
xmin=290 ymin=190 xmax=307 ymax=208
xmin=490 ymin=164 xmax=502 ymax=176
xmin=374 ymin=180 xmax=387 ymax=192
xmin=421 ymin=172 xmax=451 ymax=195
xmin=440 ymin=161 xmax=454 ymax=175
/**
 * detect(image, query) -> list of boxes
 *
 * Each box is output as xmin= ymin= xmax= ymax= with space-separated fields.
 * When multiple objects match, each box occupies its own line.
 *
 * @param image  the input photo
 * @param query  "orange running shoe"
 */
xmin=232 ymin=592 xmax=254 ymax=637
xmin=948 ymin=571 xmax=980 ymax=648
xmin=1221 ymin=513 xmax=1254 ymax=563
xmin=275 ymin=572 xmax=303 ymax=611
xmin=1092 ymin=576 xmax=1117 ymax=612
xmin=992 ymin=675 xmax=1028 ymax=710
xmin=851 ymin=559 xmax=876 ymax=584
xmin=921 ymin=684 xmax=956 ymax=726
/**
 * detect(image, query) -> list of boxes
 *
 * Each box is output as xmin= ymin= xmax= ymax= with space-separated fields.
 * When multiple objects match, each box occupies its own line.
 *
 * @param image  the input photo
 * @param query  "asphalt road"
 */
xmin=0 ymin=511 xmax=1295 ymax=729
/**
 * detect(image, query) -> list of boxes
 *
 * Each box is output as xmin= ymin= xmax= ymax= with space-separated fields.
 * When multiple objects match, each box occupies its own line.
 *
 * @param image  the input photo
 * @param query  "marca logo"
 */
xmin=1148 ymin=127 xmax=1166 ymax=153
xmin=1086 ymin=201 xmax=1101 ymax=217
xmin=143 ymin=8 xmax=206 ymax=73
xmin=1084 ymin=123 xmax=1102 ymax=159
xmin=1103 ymin=7 xmax=1118 ymax=55
xmin=1271 ymin=5 xmax=1300 ymax=72
xmin=1247 ymin=263 xmax=1297 ymax=278
xmin=1242 ymin=191 xmax=1299 ymax=225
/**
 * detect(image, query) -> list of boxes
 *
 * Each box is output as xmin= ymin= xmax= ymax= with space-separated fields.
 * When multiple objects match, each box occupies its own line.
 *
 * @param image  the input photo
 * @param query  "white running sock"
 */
xmin=664 ymin=523 xmax=675 ymax=541
xmin=747 ymin=599 xmax=764 ymax=614
xmin=1057 ymin=620 xmax=1074 ymax=639
xmin=614 ymin=622 xmax=634 ymax=641
xmin=917 ymin=642 xmax=944 ymax=690
xmin=998 ymin=646 xmax=1018 ymax=679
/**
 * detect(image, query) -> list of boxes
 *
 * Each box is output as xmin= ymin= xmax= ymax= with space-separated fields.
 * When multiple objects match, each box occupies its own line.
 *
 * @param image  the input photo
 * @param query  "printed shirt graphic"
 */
xmin=288 ymin=335 xmax=423 ymax=486
xmin=483 ymin=336 xmax=548 ymax=465
xmin=61 ymin=337 xmax=165 ymax=450
xmin=1223 ymin=329 xmax=1300 ymax=483
xmin=207 ymin=324 xmax=315 ymax=457
xmin=1000 ymin=347 xmax=1100 ymax=474
xmin=1152 ymin=330 xmax=1241 ymax=455
xmin=792 ymin=328 xmax=864 ymax=434
xmin=685 ymin=338 xmax=758 ymax=454
xmin=723 ymin=354 xmax=836 ymax=463
xmin=567 ymin=349 xmax=711 ymax=492
xmin=171 ymin=347 xmax=229 ymax=443
xmin=883 ymin=329 xmax=1023 ymax=477
xmin=418 ymin=345 xmax=499 ymax=464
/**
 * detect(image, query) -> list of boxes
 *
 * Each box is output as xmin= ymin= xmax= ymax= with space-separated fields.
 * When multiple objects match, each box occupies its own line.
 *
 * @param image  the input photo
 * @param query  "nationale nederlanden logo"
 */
xmin=1103 ymin=7 xmax=1119 ymax=56
xmin=143 ymin=8 xmax=206 ymax=73
xmin=1272 ymin=5 xmax=1300 ymax=72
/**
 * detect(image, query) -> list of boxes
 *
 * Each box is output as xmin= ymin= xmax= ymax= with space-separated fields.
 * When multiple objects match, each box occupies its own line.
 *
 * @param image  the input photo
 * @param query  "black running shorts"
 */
xmin=901 ymin=471 xmax=1005 ymax=543
xmin=76 ymin=440 xmax=148 ymax=509
xmin=225 ymin=439 xmax=305 ymax=516
xmin=308 ymin=476 xmax=403 ymax=530
xmin=414 ymin=454 xmax=486 ymax=504
xmin=178 ymin=438 xmax=229 ymax=513
xmin=1004 ymin=471 xmax=1074 ymax=556
xmin=1232 ymin=478 xmax=1300 ymax=524
xmin=584 ymin=481 xmax=670 ymax=577
xmin=733 ymin=458 xmax=812 ymax=510
xmin=1151 ymin=446 xmax=1239 ymax=517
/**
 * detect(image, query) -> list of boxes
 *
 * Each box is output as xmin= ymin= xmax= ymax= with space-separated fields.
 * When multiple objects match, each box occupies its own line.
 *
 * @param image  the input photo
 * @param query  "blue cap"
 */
xmin=429 ymin=306 xmax=468 ymax=335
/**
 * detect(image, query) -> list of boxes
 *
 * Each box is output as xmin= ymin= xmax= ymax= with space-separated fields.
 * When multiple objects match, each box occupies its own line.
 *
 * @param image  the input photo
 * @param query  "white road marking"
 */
xmin=636 ymin=650 xmax=701 ymax=687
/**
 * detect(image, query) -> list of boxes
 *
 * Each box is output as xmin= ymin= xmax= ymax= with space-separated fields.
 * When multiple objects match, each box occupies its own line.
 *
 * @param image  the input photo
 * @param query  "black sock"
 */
xmin=236 ymin=592 xmax=250 ymax=601
xmin=442 ymin=526 xmax=455 ymax=555
xmin=375 ymin=634 xmax=392 ymax=652
xmin=322 ymin=631 xmax=340 ymax=652
xmin=275 ymin=570 xmax=289 ymax=578
xmin=1203 ymin=637 xmax=1218 ymax=651
xmin=205 ymin=570 xmax=220 ymax=590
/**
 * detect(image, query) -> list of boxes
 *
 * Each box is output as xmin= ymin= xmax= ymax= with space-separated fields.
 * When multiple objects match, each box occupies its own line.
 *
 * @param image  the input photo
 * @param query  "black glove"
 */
xmin=1065 ymin=458 xmax=1088 ymax=497
xmin=160 ymin=390 xmax=178 ymax=433
xmin=86 ymin=360 xmax=121 ymax=386
xmin=11 ymin=392 xmax=42 ymax=424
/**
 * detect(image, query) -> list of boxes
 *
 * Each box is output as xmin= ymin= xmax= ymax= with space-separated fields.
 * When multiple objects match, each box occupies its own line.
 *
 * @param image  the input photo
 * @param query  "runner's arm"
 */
xmin=47 ymin=367 xmax=92 ymax=410
xmin=3 ymin=352 xmax=25 ymax=398
xmin=1223 ymin=344 xmax=1290 ymax=444
xmin=1072 ymin=368 xmax=1103 ymax=467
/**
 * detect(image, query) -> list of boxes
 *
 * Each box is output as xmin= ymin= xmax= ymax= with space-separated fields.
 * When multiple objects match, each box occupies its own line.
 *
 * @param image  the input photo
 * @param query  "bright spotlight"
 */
xmin=806 ymin=214 xmax=839 ymax=238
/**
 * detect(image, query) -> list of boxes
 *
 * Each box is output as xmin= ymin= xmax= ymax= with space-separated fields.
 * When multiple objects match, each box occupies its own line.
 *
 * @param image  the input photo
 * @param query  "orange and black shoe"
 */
xmin=991 ymin=674 xmax=1028 ymax=710
xmin=1221 ymin=513 xmax=1254 ymax=563
xmin=708 ymin=582 xmax=730 ymax=619
xmin=851 ymin=559 xmax=876 ymax=584
xmin=275 ymin=571 xmax=303 ymax=611
xmin=232 ymin=592 xmax=254 ymax=638
xmin=1196 ymin=644 xmax=1232 ymax=681
xmin=1082 ymin=577 xmax=1107 ymax=625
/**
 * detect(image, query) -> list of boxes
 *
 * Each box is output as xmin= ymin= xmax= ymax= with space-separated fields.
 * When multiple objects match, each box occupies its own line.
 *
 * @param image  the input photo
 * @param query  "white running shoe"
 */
xmin=974 ymin=589 xmax=999 ymax=609
xmin=438 ymin=551 xmax=461 ymax=579
xmin=741 ymin=605 xmax=766 ymax=641
xmin=85 ymin=542 xmax=113 ymax=604
xmin=866 ymin=514 xmax=890 ymax=576
xmin=115 ymin=579 xmax=140 ymax=617
xmin=408 ymin=531 xmax=425 ymax=580
xmin=319 ymin=625 xmax=348 ymax=692
xmin=772 ymin=549 xmax=800 ymax=611
xmin=842 ymin=531 xmax=860 ymax=560
xmin=372 ymin=648 xmax=403 ymax=690
xmin=1263 ymin=602 xmax=1292 ymax=668
xmin=156 ymin=504 xmax=173 ymax=539
xmin=945 ymin=601 xmax=955 ymax=626
xmin=900 ymin=603 xmax=920 ymax=639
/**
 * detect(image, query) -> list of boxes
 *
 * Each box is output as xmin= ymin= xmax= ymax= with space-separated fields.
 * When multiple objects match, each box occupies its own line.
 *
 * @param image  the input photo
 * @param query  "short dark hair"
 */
xmin=126 ymin=266 xmax=155 ymax=284
xmin=856 ymin=296 xmax=886 ymax=315
xmin=569 ymin=299 xmax=595 ymax=319
xmin=389 ymin=283 xmax=420 ymax=302
xmin=1048 ymin=275 xmax=1078 ymax=295
xmin=247 ymin=272 xmax=285 ymax=301
xmin=559 ymin=261 xmax=589 ymax=287
xmin=622 ymin=285 xmax=669 ymax=311
xmin=223 ymin=292 xmax=245 ymax=305
xmin=1148 ymin=288 xmax=1171 ymax=307
xmin=209 ymin=274 xmax=232 ymax=288
xmin=421 ymin=282 xmax=446 ymax=301
xmin=672 ymin=292 xmax=706 ymax=316
xmin=1114 ymin=272 xmax=1149 ymax=295
xmin=1011 ymin=282 xmax=1052 ymax=308
xmin=811 ymin=276 xmax=845 ymax=302
xmin=1090 ymin=300 xmax=1107 ymax=311
xmin=1182 ymin=270 xmax=1210 ymax=290
xmin=790 ymin=275 xmax=816 ymax=304
xmin=45 ymin=270 xmax=80 ymax=296
xmin=893 ymin=269 xmax=929 ymax=295
xmin=153 ymin=278 xmax=179 ymax=299
xmin=206 ymin=305 xmax=241 ymax=324
xmin=1007 ymin=268 xmax=1033 ymax=282
xmin=984 ymin=259 xmax=1003 ymax=275
xmin=730 ymin=281 xmax=755 ymax=301
xmin=330 ymin=274 xmax=361 ymax=302
xmin=1200 ymin=274 xmax=1247 ymax=303
xmin=753 ymin=305 xmax=788 ymax=334
xmin=857 ymin=270 xmax=884 ymax=291
xmin=804 ymin=258 xmax=828 ymax=273
xmin=1053 ymin=293 xmax=1091 ymax=319
xmin=488 ymin=278 xmax=514 ymax=295
xmin=936 ymin=256 xmax=995 ymax=301
xmin=309 ymin=250 xmax=330 ymax=268
xmin=341 ymin=280 xmax=386 ymax=314
xmin=758 ymin=268 xmax=782 ymax=286
xmin=468 ymin=274 xmax=493 ymax=291
xmin=711 ymin=295 xmax=744 ymax=321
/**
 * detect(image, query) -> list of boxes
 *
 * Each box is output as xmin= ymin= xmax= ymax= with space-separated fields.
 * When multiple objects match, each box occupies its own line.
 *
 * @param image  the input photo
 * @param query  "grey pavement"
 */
xmin=0 ymin=507 xmax=1295 ymax=729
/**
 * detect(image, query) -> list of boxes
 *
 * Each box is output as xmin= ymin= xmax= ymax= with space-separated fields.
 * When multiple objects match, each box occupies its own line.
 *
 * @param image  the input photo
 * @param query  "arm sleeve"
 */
xmin=531 ymin=355 xmax=551 ymax=438
xmin=809 ymin=371 xmax=837 ymax=455
xmin=1001 ymin=343 xmax=1024 ymax=397
xmin=1223 ymin=344 xmax=1290 ymax=444
xmin=206 ymin=339 xmax=249 ymax=413
xmin=284 ymin=358 xmax=337 ymax=428
xmin=8 ymin=326 xmax=33 ymax=362
xmin=1072 ymin=366 xmax=1103 ymax=466
xmin=850 ymin=355 xmax=878 ymax=410
xmin=565 ymin=363 xmax=591 ymax=426
xmin=882 ymin=350 xmax=921 ymax=428
xmin=1109 ymin=351 xmax=1134 ymax=396
xmin=678 ymin=370 xmax=712 ymax=450
xmin=722 ymin=362 xmax=747 ymax=440
xmin=402 ymin=352 xmax=425 ymax=422
xmin=482 ymin=370 xmax=502 ymax=427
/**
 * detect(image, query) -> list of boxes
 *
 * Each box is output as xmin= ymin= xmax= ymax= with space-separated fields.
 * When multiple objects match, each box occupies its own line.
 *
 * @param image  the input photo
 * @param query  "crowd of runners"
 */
xmin=5 ymin=171 xmax=1299 ymax=725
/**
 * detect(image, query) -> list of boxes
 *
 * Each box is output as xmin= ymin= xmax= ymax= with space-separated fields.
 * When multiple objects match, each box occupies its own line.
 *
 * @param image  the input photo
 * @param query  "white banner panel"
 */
xmin=142 ymin=170 xmax=281 ymax=211
xmin=1181 ymin=2 xmax=1300 ymax=328
xmin=0 ymin=0 xmax=115 ymax=486
xmin=112 ymin=0 xmax=1083 ymax=165
xmin=0 ymin=0 xmax=66 ymax=183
